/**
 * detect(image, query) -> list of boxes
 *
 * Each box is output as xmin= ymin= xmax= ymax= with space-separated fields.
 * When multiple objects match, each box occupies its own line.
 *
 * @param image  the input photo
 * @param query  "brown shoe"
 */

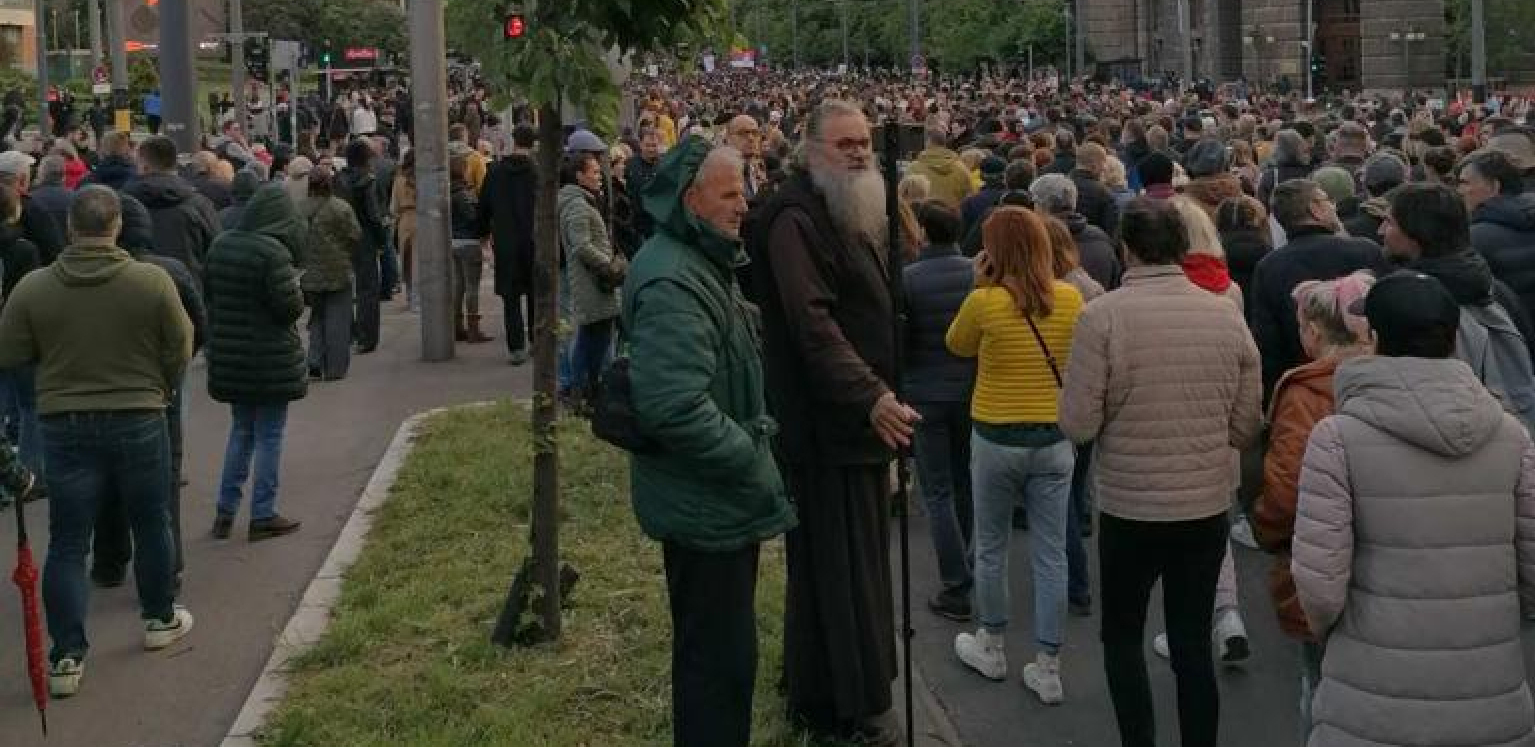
xmin=466 ymin=314 xmax=495 ymax=344
xmin=249 ymin=515 xmax=302 ymax=541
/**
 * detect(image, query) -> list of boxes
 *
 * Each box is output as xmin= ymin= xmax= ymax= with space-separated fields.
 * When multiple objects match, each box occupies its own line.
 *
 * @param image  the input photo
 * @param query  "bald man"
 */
xmin=725 ymin=115 xmax=768 ymax=201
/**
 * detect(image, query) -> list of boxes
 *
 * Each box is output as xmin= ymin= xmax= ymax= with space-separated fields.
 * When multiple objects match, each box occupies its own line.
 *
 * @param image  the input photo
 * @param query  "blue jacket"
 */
xmin=902 ymin=243 xmax=976 ymax=404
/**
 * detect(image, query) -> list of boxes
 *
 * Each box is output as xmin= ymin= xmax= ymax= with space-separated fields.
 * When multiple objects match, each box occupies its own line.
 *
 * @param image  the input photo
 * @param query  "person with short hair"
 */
xmin=1292 ymin=270 xmax=1535 ymax=747
xmin=1059 ymin=197 xmax=1262 ymax=747
xmin=559 ymin=150 xmax=625 ymax=409
xmin=479 ymin=124 xmax=539 ymax=364
xmin=1071 ymin=142 xmax=1119 ymax=235
xmin=1031 ymin=173 xmax=1121 ymax=290
xmin=0 ymin=185 xmax=195 ymax=697
xmin=1460 ymin=149 xmax=1535 ymax=323
xmin=333 ymin=138 xmax=389 ymax=353
xmin=1342 ymin=153 xmax=1407 ymax=243
xmin=123 ymin=136 xmax=221 ymax=284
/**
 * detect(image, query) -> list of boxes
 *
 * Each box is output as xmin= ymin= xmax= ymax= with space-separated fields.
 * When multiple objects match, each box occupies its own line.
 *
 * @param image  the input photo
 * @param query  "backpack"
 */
xmin=1457 ymin=302 xmax=1535 ymax=434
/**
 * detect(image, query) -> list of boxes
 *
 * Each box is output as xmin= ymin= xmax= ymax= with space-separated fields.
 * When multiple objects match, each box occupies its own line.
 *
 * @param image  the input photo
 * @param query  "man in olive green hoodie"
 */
xmin=0 ymin=185 xmax=194 ymax=698
xmin=623 ymin=137 xmax=796 ymax=747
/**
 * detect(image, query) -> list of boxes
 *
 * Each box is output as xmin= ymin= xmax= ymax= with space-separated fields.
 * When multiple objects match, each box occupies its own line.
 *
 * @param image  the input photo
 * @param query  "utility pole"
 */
xmin=408 ymin=0 xmax=454 ymax=361
xmin=1176 ymin=0 xmax=1192 ymax=90
xmin=231 ymin=0 xmax=247 ymax=135
xmin=1470 ymin=0 xmax=1487 ymax=103
xmin=791 ymin=0 xmax=799 ymax=68
xmin=908 ymin=0 xmax=919 ymax=68
xmin=106 ymin=0 xmax=130 ymax=132
xmin=87 ymin=0 xmax=101 ymax=66
xmin=1303 ymin=0 xmax=1314 ymax=100
xmin=840 ymin=0 xmax=849 ymax=71
xmin=159 ymin=0 xmax=199 ymax=155
xmin=1074 ymin=0 xmax=1086 ymax=80
xmin=34 ymin=0 xmax=47 ymax=138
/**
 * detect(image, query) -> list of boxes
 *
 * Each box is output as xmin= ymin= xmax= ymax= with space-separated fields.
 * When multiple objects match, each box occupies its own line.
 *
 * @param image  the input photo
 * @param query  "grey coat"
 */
xmin=1293 ymin=356 xmax=1535 ymax=747
xmin=558 ymin=183 xmax=622 ymax=325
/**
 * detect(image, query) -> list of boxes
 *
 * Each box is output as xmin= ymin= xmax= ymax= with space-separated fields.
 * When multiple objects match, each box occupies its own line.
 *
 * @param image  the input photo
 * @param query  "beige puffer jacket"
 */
xmin=1293 ymin=356 xmax=1535 ymax=747
xmin=1059 ymin=265 xmax=1263 ymax=522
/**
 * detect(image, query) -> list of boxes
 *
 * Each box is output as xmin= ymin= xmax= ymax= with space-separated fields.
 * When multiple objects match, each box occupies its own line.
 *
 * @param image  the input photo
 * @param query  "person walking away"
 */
xmin=218 ymin=171 xmax=262 ymax=232
xmin=748 ymin=100 xmax=914 ymax=746
xmin=0 ymin=183 xmax=39 ymax=481
xmin=391 ymin=149 xmax=418 ymax=310
xmin=908 ymin=124 xmax=975 ymax=210
xmin=1214 ymin=196 xmax=1271 ymax=312
xmin=299 ymin=165 xmax=360 ymax=382
xmin=1059 ymin=198 xmax=1263 ymax=747
xmin=29 ymin=155 xmax=72 ymax=239
xmin=144 ymin=89 xmax=162 ymax=135
xmin=1292 ymin=270 xmax=1535 ymax=747
xmin=0 ymin=150 xmax=65 ymax=265
xmin=1031 ymin=174 xmax=1122 ymax=291
xmin=333 ymin=139 xmax=388 ymax=354
xmin=1249 ymin=272 xmax=1374 ymax=740
xmin=205 ymin=184 xmax=307 ymax=541
xmin=559 ymin=151 xmax=625 ymax=411
xmin=624 ymin=138 xmax=797 ymax=747
xmin=0 ymin=186 xmax=194 ymax=697
xmin=478 ymin=124 xmax=538 ymax=364
xmin=902 ymin=201 xmax=976 ymax=621
xmin=123 ymin=136 xmax=221 ymax=284
xmin=1070 ymin=143 xmax=1120 ymax=235
xmin=1460 ymin=149 xmax=1535 ymax=327
xmin=946 ymin=206 xmax=1083 ymax=704
xmin=1256 ymin=129 xmax=1314 ymax=214
xmin=450 ymin=153 xmax=492 ymax=344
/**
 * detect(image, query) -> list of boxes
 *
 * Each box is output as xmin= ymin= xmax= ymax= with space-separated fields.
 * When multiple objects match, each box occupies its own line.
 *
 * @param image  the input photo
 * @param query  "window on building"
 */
xmin=0 ymin=26 xmax=20 ymax=68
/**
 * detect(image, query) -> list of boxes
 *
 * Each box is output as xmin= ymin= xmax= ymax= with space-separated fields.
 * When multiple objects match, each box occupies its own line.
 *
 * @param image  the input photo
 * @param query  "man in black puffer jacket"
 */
xmin=123 ymin=136 xmax=220 ymax=285
xmin=203 ymin=184 xmax=307 ymax=542
xmin=1461 ymin=150 xmax=1535 ymax=335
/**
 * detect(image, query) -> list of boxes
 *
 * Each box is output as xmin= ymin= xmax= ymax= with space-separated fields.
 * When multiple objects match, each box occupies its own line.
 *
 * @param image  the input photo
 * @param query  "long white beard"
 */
xmin=812 ymin=166 xmax=888 ymax=248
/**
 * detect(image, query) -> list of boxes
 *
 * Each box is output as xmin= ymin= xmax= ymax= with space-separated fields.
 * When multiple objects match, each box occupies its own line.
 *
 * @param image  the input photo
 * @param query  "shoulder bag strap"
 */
xmin=1025 ymin=315 xmax=1063 ymax=388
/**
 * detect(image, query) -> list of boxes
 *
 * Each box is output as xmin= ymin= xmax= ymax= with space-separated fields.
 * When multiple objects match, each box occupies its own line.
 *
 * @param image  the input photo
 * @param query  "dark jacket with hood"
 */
xmin=115 ymin=194 xmax=206 ymax=353
xmin=334 ymin=166 xmax=388 ymax=257
xmin=1471 ymin=193 xmax=1535 ymax=325
xmin=28 ymin=181 xmax=71 ymax=242
xmin=622 ymin=136 xmax=796 ymax=551
xmin=218 ymin=171 xmax=263 ymax=232
xmin=123 ymin=171 xmax=221 ymax=282
xmin=191 ymin=173 xmax=233 ymax=210
xmin=202 ymin=185 xmax=307 ymax=405
xmin=624 ymin=154 xmax=662 ymax=241
xmin=903 ymin=242 xmax=976 ymax=403
xmin=83 ymin=155 xmax=137 ymax=191
xmin=1412 ymin=249 xmax=1535 ymax=364
xmin=1219 ymin=226 xmax=1270 ymax=311
xmin=1071 ymin=169 xmax=1119 ymax=236
xmin=1064 ymin=211 xmax=1123 ymax=290
xmin=477 ymin=152 xmax=536 ymax=296
xmin=0 ymin=221 xmax=37 ymax=301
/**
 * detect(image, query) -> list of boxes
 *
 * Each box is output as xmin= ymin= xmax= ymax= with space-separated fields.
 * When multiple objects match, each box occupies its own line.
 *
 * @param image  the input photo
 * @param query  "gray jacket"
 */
xmin=558 ymin=184 xmax=622 ymax=326
xmin=1293 ymin=356 xmax=1535 ymax=747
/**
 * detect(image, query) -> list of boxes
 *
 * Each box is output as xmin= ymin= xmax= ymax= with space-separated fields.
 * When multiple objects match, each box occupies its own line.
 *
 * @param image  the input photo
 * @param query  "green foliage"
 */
xmin=244 ymin=0 xmax=407 ymax=59
xmin=1444 ymin=0 xmax=1535 ymax=81
xmin=129 ymin=56 xmax=159 ymax=94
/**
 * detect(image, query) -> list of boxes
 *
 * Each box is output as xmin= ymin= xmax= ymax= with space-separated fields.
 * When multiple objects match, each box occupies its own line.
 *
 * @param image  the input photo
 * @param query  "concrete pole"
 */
xmin=1074 ymin=0 xmax=1086 ymax=80
xmin=87 ymin=0 xmax=101 ymax=64
xmin=105 ymin=0 xmax=129 ymax=132
xmin=407 ymin=0 xmax=454 ymax=361
xmin=1470 ymin=0 xmax=1486 ymax=103
xmin=1304 ymin=0 xmax=1314 ymax=100
xmin=231 ymin=0 xmax=247 ymax=136
xmin=908 ymin=0 xmax=919 ymax=68
xmin=159 ymin=0 xmax=199 ymax=154
xmin=840 ymin=0 xmax=848 ymax=70
xmin=791 ymin=0 xmax=799 ymax=69
xmin=1176 ymin=0 xmax=1192 ymax=90
xmin=34 ymin=0 xmax=46 ymax=137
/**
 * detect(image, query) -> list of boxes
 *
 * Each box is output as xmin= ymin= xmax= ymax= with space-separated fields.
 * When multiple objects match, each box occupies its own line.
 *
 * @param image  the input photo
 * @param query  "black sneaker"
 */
xmin=927 ymin=588 xmax=973 ymax=622
xmin=1069 ymin=597 xmax=1093 ymax=617
xmin=91 ymin=565 xmax=126 ymax=588
xmin=211 ymin=512 xmax=234 ymax=540
xmin=249 ymin=514 xmax=302 ymax=541
xmin=1012 ymin=506 xmax=1030 ymax=530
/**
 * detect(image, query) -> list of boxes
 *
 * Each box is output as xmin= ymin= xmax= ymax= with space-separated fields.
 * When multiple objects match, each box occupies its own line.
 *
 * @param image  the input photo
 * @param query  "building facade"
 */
xmin=1081 ymin=0 xmax=1448 ymax=95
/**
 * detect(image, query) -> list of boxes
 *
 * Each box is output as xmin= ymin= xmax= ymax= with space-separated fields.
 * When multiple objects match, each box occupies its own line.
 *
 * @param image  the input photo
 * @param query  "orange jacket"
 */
xmin=1252 ymin=356 xmax=1338 ymax=641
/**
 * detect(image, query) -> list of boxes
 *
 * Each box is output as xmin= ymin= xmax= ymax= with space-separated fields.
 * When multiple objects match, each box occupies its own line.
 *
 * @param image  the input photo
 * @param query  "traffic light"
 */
xmin=504 ymin=12 xmax=526 ymax=39
xmin=321 ymin=39 xmax=333 ymax=67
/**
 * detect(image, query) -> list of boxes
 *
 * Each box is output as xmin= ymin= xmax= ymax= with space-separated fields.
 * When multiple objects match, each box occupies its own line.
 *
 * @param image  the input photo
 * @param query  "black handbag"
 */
xmin=590 ymin=355 xmax=658 ymax=453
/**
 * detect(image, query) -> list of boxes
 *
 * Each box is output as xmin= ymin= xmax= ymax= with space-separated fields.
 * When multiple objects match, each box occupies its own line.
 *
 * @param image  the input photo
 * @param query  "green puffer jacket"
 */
xmin=204 ymin=184 xmax=308 ymax=405
xmin=623 ymin=136 xmax=796 ymax=551
xmin=298 ymin=194 xmax=361 ymax=293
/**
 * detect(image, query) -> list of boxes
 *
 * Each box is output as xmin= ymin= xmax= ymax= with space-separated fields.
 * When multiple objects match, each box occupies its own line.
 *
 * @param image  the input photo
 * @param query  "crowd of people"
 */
xmin=600 ymin=66 xmax=1535 ymax=747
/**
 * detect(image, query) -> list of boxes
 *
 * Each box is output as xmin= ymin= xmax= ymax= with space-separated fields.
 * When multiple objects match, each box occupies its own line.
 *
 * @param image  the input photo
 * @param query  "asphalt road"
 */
xmin=0 ymin=300 xmax=528 ymax=747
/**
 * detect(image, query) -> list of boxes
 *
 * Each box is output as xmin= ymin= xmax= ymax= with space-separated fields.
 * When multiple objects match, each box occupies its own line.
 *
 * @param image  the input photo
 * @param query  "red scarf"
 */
xmin=1181 ymin=254 xmax=1232 ymax=294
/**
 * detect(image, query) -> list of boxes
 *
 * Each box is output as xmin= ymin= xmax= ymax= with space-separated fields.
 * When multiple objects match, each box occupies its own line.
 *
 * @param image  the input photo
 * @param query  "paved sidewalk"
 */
xmin=900 ymin=509 xmax=1535 ymax=747
xmin=0 ymin=300 xmax=528 ymax=747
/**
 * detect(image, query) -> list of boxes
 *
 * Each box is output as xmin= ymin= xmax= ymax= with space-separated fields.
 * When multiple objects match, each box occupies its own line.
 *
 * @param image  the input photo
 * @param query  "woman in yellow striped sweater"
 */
xmin=945 ymin=206 xmax=1084 ymax=705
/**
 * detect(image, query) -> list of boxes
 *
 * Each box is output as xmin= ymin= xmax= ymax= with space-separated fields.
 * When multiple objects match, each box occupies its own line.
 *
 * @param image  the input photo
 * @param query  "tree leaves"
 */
xmin=244 ymin=0 xmax=407 ymax=59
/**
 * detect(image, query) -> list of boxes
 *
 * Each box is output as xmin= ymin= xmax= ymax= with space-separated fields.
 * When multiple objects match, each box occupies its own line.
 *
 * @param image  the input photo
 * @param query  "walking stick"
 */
xmin=879 ymin=117 xmax=916 ymax=747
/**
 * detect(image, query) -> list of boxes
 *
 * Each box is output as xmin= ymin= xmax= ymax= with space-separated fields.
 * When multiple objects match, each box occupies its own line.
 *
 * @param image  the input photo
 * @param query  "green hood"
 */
xmin=238 ymin=183 xmax=302 ymax=256
xmin=640 ymin=135 xmax=744 ymax=270
xmin=50 ymin=244 xmax=134 ymax=287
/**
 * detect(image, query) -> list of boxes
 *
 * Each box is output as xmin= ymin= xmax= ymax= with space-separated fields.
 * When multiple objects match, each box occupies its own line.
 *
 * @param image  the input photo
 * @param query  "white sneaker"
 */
xmin=145 ymin=605 xmax=194 ymax=651
xmin=1230 ymin=516 xmax=1260 ymax=550
xmin=49 ymin=657 xmax=84 ymax=698
xmin=1215 ymin=609 xmax=1250 ymax=666
xmin=1022 ymin=652 xmax=1065 ymax=705
xmin=955 ymin=628 xmax=1008 ymax=681
xmin=1152 ymin=633 xmax=1170 ymax=659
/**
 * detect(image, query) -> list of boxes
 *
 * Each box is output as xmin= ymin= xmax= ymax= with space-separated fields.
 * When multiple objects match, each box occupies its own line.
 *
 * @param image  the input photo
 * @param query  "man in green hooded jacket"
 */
xmin=623 ymin=136 xmax=796 ymax=747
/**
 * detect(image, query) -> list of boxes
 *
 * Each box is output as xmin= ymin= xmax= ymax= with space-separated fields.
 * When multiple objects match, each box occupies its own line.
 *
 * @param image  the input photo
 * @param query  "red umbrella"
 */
xmin=12 ymin=480 xmax=47 ymax=735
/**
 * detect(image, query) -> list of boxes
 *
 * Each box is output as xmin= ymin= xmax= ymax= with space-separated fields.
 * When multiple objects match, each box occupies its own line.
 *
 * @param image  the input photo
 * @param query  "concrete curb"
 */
xmin=218 ymin=403 xmax=477 ymax=747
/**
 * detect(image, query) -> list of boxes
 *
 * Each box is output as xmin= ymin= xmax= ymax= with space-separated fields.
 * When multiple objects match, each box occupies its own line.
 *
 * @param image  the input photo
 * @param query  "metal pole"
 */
xmin=34 ymin=0 xmax=47 ymax=138
xmin=1304 ymin=0 xmax=1313 ymax=99
xmin=408 ymin=0 xmax=454 ymax=361
xmin=1074 ymin=0 xmax=1086 ymax=80
xmin=159 ymin=0 xmax=199 ymax=154
xmin=840 ymin=0 xmax=849 ymax=71
xmin=1402 ymin=34 xmax=1410 ymax=96
xmin=87 ymin=0 xmax=101 ymax=64
xmin=791 ymin=0 xmax=799 ymax=68
xmin=1470 ymin=0 xmax=1486 ymax=103
xmin=1029 ymin=44 xmax=1034 ymax=83
xmin=908 ymin=0 xmax=919 ymax=69
xmin=106 ymin=0 xmax=129 ymax=132
xmin=231 ymin=0 xmax=247 ymax=136
xmin=1176 ymin=0 xmax=1191 ymax=91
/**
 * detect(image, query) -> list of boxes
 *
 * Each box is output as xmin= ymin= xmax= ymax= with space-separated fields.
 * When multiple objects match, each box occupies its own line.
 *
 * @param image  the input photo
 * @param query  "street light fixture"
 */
xmin=1389 ymin=27 xmax=1427 ymax=94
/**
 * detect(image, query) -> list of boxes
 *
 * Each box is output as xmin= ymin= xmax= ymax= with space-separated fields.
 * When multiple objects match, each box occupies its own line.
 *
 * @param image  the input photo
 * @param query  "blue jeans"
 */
xmin=41 ymin=410 xmax=175 ymax=662
xmin=572 ymin=318 xmax=615 ymax=392
xmin=217 ymin=403 xmax=289 ymax=521
xmin=912 ymin=401 xmax=973 ymax=592
xmin=971 ymin=430 xmax=1073 ymax=654
xmin=1 ymin=366 xmax=41 ymax=474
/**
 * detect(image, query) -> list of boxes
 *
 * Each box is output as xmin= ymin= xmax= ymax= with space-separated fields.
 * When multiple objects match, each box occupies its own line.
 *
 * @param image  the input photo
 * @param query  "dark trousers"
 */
xmin=503 ymin=291 xmax=533 ymax=354
xmin=1100 ymin=512 xmax=1228 ymax=747
xmin=572 ymin=318 xmax=615 ymax=391
xmin=1066 ymin=444 xmax=1094 ymax=605
xmin=93 ymin=385 xmax=184 ymax=578
xmin=353 ymin=251 xmax=382 ymax=349
xmin=911 ymin=400 xmax=972 ymax=591
xmin=664 ymin=541 xmax=760 ymax=747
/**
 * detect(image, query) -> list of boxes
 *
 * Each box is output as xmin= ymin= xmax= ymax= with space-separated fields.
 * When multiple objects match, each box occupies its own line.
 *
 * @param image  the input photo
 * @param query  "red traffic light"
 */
xmin=504 ymin=13 xmax=526 ymax=39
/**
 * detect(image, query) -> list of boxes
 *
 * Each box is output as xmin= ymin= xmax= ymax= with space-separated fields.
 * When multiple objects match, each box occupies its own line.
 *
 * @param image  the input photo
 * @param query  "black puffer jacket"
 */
xmin=1219 ymin=227 xmax=1270 ymax=314
xmin=902 ymin=244 xmax=975 ymax=404
xmin=1471 ymin=193 xmax=1535 ymax=327
xmin=123 ymin=171 xmax=221 ymax=282
xmin=203 ymin=185 xmax=307 ymax=405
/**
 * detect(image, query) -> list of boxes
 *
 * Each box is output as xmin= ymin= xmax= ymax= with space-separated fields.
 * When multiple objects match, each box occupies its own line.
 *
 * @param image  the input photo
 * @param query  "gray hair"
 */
xmin=1030 ymin=173 xmax=1078 ymax=215
xmin=1273 ymin=129 xmax=1311 ymax=166
xmin=69 ymin=185 xmax=122 ymax=239
xmin=793 ymin=99 xmax=865 ymax=170
xmin=36 ymin=155 xmax=66 ymax=186
xmin=700 ymin=145 xmax=744 ymax=176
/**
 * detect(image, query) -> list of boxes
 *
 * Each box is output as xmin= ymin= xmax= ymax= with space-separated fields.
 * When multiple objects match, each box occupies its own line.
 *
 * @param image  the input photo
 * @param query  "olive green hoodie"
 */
xmin=0 ymin=238 xmax=192 ymax=414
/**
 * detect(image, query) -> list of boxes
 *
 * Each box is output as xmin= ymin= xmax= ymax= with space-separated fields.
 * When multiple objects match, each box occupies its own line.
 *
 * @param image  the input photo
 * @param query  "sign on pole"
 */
xmin=91 ymin=65 xmax=109 ymax=95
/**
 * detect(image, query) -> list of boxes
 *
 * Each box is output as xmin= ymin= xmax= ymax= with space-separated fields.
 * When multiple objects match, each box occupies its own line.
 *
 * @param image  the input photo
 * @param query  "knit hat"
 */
xmin=1311 ymin=166 xmax=1356 ymax=204
xmin=1350 ymin=270 xmax=1460 ymax=350
xmin=1361 ymin=153 xmax=1408 ymax=195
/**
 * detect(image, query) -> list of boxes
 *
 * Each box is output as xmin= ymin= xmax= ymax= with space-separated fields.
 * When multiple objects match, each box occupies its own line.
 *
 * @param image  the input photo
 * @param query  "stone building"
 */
xmin=1081 ymin=0 xmax=1448 ymax=95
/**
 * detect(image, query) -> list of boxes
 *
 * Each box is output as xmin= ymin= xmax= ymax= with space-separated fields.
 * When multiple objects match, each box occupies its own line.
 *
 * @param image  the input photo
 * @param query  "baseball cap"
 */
xmin=0 ymin=150 xmax=35 ymax=177
xmin=1349 ymin=271 xmax=1460 ymax=347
